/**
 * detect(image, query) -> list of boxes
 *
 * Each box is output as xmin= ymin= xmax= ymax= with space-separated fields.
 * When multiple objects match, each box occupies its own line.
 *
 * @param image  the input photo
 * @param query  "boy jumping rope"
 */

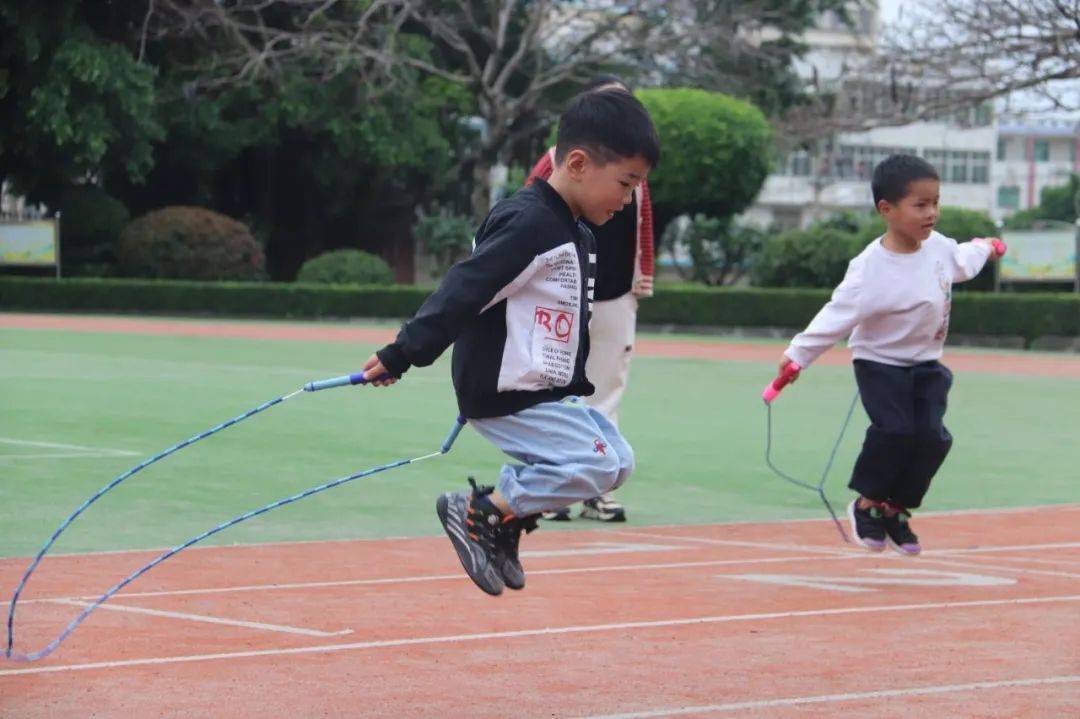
xmin=360 ymin=89 xmax=661 ymax=595
xmin=779 ymin=154 xmax=1004 ymax=555
xmin=525 ymin=75 xmax=656 ymax=523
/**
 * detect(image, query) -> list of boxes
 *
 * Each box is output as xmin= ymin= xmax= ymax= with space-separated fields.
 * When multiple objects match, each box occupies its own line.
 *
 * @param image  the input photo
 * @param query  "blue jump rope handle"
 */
xmin=303 ymin=372 xmax=391 ymax=392
xmin=442 ymin=416 xmax=467 ymax=453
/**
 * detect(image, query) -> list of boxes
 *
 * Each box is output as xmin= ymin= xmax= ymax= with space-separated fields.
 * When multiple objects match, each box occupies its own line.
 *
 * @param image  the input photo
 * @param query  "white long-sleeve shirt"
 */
xmin=785 ymin=232 xmax=992 ymax=368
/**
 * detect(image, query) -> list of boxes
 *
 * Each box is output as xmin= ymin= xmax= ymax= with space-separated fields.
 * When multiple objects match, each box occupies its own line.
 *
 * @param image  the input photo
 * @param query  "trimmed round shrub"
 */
xmin=118 ymin=207 xmax=265 ymax=281
xmin=58 ymin=186 xmax=130 ymax=274
xmin=296 ymin=249 xmax=393 ymax=285
xmin=636 ymin=88 xmax=772 ymax=232
xmin=59 ymin=186 xmax=130 ymax=249
xmin=751 ymin=225 xmax=865 ymax=288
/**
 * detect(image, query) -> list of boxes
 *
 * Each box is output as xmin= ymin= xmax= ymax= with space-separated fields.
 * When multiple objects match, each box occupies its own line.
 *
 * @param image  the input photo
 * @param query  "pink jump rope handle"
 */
xmin=977 ymin=238 xmax=1007 ymax=257
xmin=762 ymin=362 xmax=802 ymax=404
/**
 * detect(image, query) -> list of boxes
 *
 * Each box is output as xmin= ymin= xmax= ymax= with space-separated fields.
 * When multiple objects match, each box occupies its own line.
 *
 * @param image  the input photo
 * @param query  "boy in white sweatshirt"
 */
xmin=779 ymin=154 xmax=1004 ymax=554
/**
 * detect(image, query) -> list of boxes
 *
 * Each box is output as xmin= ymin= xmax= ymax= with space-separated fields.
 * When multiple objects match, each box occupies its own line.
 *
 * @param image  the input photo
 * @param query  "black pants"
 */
xmin=849 ymin=359 xmax=953 ymax=509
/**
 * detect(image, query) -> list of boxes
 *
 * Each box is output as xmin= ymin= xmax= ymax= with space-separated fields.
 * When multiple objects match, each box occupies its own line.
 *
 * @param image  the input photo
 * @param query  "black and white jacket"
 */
xmin=376 ymin=179 xmax=597 ymax=419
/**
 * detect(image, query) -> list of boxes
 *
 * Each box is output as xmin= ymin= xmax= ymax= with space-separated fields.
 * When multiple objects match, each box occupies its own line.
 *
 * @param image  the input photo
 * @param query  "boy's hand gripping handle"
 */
xmin=303 ymin=372 xmax=392 ymax=392
xmin=977 ymin=238 xmax=1007 ymax=257
xmin=762 ymin=362 xmax=801 ymax=404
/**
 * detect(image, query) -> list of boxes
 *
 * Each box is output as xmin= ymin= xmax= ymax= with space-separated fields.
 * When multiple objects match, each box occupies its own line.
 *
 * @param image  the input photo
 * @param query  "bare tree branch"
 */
xmin=780 ymin=0 xmax=1080 ymax=143
xmin=147 ymin=0 xmax=879 ymax=216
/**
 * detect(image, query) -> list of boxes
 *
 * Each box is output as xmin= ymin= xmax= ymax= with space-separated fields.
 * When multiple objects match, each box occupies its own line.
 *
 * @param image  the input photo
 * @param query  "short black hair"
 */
xmin=555 ymin=88 xmax=660 ymax=168
xmin=586 ymin=75 xmax=630 ymax=92
xmin=872 ymin=154 xmax=939 ymax=205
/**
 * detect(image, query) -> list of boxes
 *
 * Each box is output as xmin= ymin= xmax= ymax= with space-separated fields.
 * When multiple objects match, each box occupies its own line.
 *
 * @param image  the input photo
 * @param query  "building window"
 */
xmin=970 ymin=152 xmax=990 ymax=183
xmin=837 ymin=145 xmax=917 ymax=180
xmin=772 ymin=208 xmax=802 ymax=231
xmin=923 ymin=149 xmax=946 ymax=177
xmin=1033 ymin=139 xmax=1050 ymax=162
xmin=998 ymin=186 xmax=1020 ymax=209
xmin=777 ymin=150 xmax=812 ymax=177
xmin=997 ymin=138 xmax=1007 ymax=161
xmin=923 ymin=149 xmax=990 ymax=184
xmin=950 ymin=151 xmax=970 ymax=183
xmin=974 ymin=104 xmax=992 ymax=127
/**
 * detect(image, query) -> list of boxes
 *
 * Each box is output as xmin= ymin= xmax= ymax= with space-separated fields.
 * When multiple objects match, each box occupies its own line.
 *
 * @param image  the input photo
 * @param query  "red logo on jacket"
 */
xmin=534 ymin=306 xmax=575 ymax=343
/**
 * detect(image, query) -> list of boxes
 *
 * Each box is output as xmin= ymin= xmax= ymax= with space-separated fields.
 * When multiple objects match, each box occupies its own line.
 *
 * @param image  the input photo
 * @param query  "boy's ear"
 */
xmin=563 ymin=148 xmax=591 ymax=179
xmin=875 ymin=199 xmax=891 ymax=215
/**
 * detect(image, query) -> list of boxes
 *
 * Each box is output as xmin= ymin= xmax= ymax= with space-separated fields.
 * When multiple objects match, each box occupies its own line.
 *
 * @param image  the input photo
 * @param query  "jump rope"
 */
xmin=761 ymin=238 xmax=1007 ymax=544
xmin=5 ymin=370 xmax=465 ymax=662
xmin=7 ymin=241 xmax=1005 ymax=661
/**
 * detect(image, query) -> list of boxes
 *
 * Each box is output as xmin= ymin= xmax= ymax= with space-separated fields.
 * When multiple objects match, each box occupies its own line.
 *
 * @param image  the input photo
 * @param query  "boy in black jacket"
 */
xmin=362 ymin=89 xmax=660 ymax=595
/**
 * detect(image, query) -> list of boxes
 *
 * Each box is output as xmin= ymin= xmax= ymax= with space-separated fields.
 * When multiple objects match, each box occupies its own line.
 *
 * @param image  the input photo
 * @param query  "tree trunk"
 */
xmin=470 ymin=156 xmax=492 ymax=222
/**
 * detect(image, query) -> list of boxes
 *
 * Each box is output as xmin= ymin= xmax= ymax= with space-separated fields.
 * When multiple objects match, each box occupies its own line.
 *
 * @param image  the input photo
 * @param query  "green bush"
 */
xmin=636 ymin=89 xmax=772 ymax=231
xmin=58 ymin=185 xmax=130 ymax=275
xmin=118 ymin=206 xmax=265 ymax=281
xmin=412 ymin=209 xmax=473 ymax=277
xmin=1004 ymin=173 xmax=1078 ymax=229
xmin=0 ymin=277 xmax=427 ymax=318
xmin=663 ymin=216 xmax=764 ymax=286
xmin=751 ymin=225 xmax=865 ymax=288
xmin=2 ymin=278 xmax=1075 ymax=345
xmin=296 ymin=249 xmax=393 ymax=285
xmin=824 ymin=209 xmax=885 ymax=240
xmin=640 ymin=286 xmax=1079 ymax=344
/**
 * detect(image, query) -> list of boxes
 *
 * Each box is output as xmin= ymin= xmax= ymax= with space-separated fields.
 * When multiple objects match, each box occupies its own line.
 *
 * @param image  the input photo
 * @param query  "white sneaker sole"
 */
xmin=847 ymin=500 xmax=886 ymax=552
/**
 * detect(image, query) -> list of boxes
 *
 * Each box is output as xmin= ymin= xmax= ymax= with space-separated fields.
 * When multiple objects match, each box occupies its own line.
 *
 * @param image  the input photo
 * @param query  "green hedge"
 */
xmin=1 ymin=277 xmax=1077 ymax=344
xmin=0 ymin=277 xmax=428 ymax=319
xmin=638 ymin=285 xmax=1079 ymax=342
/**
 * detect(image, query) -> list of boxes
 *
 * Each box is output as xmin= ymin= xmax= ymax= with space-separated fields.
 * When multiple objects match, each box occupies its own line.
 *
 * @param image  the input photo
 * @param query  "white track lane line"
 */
xmin=2 ymin=594 xmax=1077 ymax=677
xmin=10 ymin=550 xmax=859 ymax=600
xmin=44 ymin=598 xmax=352 ymax=637
xmin=572 ymin=675 xmax=1080 ymax=719
xmin=914 ymin=556 xmax=1080 ymax=581
xmin=13 ymin=505 xmax=1075 ymax=560
xmin=0 ymin=437 xmax=139 ymax=457
xmin=13 ymin=539 xmax=1080 ymax=606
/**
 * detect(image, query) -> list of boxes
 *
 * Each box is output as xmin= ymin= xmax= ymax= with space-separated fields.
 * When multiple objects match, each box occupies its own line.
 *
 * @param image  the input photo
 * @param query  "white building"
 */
xmin=743 ymin=5 xmax=1073 ymax=230
xmin=994 ymin=119 xmax=1079 ymax=218
xmin=746 ymin=117 xmax=996 ymax=230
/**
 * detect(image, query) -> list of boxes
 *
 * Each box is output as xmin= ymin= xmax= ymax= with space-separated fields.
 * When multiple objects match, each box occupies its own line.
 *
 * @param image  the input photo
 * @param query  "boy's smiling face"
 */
xmin=558 ymin=148 xmax=650 ymax=226
xmin=878 ymin=177 xmax=941 ymax=243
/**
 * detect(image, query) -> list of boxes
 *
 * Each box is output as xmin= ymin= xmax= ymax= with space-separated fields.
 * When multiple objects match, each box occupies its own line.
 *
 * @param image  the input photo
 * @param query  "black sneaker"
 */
xmin=847 ymin=499 xmax=887 ymax=552
xmin=882 ymin=509 xmax=921 ymax=556
xmin=541 ymin=507 xmax=572 ymax=521
xmin=436 ymin=478 xmax=506 ymax=596
xmin=580 ymin=493 xmax=626 ymax=522
xmin=494 ymin=513 xmax=540 ymax=590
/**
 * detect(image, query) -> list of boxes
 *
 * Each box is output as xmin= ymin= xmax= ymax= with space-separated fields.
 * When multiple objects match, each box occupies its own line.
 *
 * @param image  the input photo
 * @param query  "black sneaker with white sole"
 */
xmin=882 ymin=509 xmax=921 ymax=555
xmin=580 ymin=493 xmax=626 ymax=522
xmin=541 ymin=507 xmax=572 ymax=521
xmin=436 ymin=478 xmax=506 ymax=596
xmin=847 ymin=499 xmax=887 ymax=552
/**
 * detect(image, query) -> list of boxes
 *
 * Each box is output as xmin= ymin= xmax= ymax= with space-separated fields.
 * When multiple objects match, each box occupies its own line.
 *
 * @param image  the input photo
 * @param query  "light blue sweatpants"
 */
xmin=468 ymin=397 xmax=634 ymax=517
